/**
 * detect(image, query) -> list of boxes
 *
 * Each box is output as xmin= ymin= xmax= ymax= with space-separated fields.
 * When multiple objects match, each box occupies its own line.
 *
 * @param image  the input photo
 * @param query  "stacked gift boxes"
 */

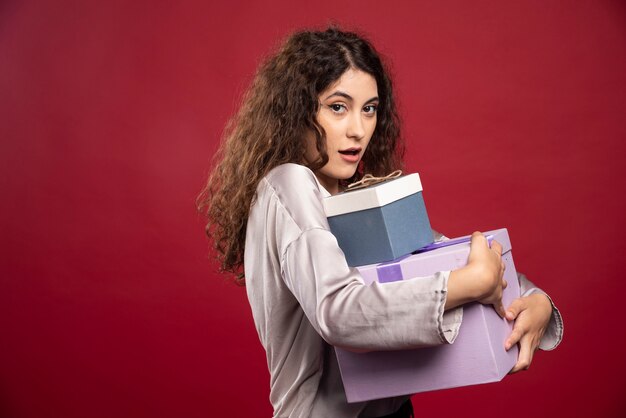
xmin=323 ymin=174 xmax=521 ymax=403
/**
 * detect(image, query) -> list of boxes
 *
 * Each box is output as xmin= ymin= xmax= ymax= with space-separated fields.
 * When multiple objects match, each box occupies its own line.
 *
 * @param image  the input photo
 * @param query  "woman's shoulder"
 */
xmin=259 ymin=163 xmax=329 ymax=230
xmin=265 ymin=163 xmax=317 ymax=187
xmin=261 ymin=163 xmax=322 ymax=197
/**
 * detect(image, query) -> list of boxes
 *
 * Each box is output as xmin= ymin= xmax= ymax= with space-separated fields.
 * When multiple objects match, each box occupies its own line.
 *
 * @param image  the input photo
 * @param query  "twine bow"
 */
xmin=346 ymin=170 xmax=403 ymax=191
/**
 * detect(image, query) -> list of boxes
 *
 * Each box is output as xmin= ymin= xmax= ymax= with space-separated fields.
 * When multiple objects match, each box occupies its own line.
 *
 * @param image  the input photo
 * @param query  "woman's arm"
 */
xmin=282 ymin=227 xmax=463 ymax=351
xmin=282 ymin=229 xmax=507 ymax=351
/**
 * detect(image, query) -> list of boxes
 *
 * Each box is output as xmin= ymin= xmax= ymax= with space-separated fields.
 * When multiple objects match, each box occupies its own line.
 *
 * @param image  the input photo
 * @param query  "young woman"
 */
xmin=198 ymin=27 xmax=562 ymax=418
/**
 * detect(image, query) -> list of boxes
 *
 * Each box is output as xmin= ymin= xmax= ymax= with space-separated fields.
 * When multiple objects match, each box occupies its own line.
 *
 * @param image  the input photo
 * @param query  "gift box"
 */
xmin=335 ymin=228 xmax=521 ymax=403
xmin=323 ymin=173 xmax=433 ymax=267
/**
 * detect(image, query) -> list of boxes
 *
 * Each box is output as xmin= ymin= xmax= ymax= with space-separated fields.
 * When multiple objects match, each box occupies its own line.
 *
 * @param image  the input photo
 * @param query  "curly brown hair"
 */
xmin=197 ymin=27 xmax=405 ymax=283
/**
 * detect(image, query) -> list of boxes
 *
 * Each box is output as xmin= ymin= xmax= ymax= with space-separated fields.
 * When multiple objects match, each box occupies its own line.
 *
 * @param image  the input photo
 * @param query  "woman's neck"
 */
xmin=314 ymin=172 xmax=340 ymax=195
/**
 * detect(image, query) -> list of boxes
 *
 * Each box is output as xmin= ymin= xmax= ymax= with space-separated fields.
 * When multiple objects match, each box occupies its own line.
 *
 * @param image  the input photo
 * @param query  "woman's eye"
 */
xmin=329 ymin=104 xmax=347 ymax=113
xmin=363 ymin=104 xmax=378 ymax=115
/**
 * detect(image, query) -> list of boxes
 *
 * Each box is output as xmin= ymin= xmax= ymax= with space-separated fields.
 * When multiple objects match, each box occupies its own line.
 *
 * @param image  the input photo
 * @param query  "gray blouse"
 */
xmin=244 ymin=163 xmax=563 ymax=418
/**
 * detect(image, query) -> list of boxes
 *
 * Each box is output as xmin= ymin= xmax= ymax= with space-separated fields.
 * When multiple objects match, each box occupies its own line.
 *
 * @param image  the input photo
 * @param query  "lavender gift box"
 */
xmin=323 ymin=173 xmax=433 ymax=267
xmin=335 ymin=228 xmax=520 ymax=403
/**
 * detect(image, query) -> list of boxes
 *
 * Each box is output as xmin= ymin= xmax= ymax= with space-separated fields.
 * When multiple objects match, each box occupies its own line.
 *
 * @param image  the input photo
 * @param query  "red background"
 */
xmin=2 ymin=1 xmax=625 ymax=417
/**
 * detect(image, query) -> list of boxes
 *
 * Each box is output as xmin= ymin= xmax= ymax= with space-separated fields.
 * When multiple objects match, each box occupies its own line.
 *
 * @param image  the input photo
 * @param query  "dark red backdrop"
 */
xmin=2 ymin=1 xmax=625 ymax=417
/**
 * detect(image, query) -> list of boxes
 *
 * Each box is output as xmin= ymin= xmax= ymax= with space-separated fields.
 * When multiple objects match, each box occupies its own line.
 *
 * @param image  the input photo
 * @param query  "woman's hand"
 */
xmin=467 ymin=233 xmax=507 ymax=317
xmin=505 ymin=293 xmax=553 ymax=373
xmin=446 ymin=232 xmax=507 ymax=315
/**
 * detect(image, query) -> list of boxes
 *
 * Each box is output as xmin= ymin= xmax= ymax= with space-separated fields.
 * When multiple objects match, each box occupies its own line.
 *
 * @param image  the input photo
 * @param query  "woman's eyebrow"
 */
xmin=324 ymin=91 xmax=379 ymax=103
xmin=324 ymin=91 xmax=353 ymax=101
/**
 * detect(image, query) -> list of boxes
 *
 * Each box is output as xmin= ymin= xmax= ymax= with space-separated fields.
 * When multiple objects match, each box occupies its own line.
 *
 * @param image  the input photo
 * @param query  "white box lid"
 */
xmin=323 ymin=173 xmax=423 ymax=217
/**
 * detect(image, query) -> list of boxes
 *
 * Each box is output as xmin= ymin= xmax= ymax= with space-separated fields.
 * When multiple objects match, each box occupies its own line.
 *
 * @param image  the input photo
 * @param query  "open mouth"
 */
xmin=338 ymin=148 xmax=361 ymax=156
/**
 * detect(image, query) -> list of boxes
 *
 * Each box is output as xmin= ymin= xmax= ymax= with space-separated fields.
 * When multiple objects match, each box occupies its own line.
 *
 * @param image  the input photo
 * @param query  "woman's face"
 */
xmin=305 ymin=68 xmax=379 ymax=195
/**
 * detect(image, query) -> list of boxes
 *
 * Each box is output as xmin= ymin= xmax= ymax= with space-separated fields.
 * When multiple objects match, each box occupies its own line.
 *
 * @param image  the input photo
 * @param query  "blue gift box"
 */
xmin=323 ymin=173 xmax=433 ymax=267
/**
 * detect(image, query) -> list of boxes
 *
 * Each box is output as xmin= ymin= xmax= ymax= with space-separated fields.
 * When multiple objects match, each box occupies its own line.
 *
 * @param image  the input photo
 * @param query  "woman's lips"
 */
xmin=338 ymin=147 xmax=361 ymax=163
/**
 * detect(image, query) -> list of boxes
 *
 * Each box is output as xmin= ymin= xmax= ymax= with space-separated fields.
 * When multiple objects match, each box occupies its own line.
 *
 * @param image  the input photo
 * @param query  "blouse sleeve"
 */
xmin=282 ymin=229 xmax=463 ymax=351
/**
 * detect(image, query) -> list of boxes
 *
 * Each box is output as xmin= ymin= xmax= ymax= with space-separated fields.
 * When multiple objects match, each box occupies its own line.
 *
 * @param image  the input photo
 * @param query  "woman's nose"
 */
xmin=346 ymin=112 xmax=365 ymax=140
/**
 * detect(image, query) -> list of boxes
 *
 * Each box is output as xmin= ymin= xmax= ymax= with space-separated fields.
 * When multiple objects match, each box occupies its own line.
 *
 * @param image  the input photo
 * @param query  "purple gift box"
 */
xmin=336 ymin=228 xmax=521 ymax=403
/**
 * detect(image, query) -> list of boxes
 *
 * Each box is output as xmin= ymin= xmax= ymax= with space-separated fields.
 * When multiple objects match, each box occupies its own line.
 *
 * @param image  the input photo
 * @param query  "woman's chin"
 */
xmin=335 ymin=165 xmax=360 ymax=180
